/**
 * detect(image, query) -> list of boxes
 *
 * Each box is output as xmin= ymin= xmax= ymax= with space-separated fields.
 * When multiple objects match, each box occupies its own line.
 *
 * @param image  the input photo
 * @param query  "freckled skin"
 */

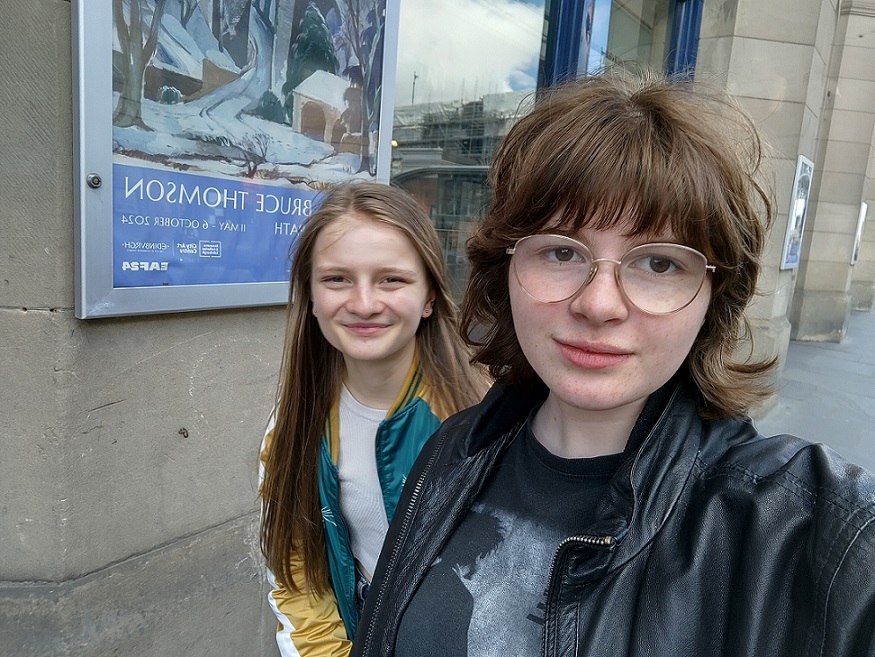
xmin=510 ymin=224 xmax=711 ymax=455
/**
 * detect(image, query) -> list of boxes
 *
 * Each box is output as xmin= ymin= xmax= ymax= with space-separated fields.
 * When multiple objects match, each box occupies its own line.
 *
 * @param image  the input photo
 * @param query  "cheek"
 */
xmin=669 ymin=305 xmax=710 ymax=360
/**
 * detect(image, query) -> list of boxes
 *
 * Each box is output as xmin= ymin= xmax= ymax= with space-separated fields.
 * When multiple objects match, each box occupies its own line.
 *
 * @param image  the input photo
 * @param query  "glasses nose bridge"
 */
xmin=584 ymin=256 xmax=624 ymax=288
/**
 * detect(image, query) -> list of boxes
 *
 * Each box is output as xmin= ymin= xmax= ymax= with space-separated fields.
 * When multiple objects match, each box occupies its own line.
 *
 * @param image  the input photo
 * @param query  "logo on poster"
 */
xmin=199 ymin=241 xmax=222 ymax=258
xmin=122 ymin=261 xmax=169 ymax=272
xmin=176 ymin=242 xmax=198 ymax=255
xmin=122 ymin=241 xmax=170 ymax=252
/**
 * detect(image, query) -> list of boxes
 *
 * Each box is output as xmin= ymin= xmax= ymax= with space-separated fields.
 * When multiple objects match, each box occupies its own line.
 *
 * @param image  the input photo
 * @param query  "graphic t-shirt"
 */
xmin=394 ymin=419 xmax=625 ymax=657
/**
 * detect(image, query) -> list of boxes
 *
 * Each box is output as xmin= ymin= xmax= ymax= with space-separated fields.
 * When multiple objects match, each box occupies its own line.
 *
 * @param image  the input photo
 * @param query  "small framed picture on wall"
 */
xmin=852 ymin=202 xmax=867 ymax=265
xmin=780 ymin=154 xmax=815 ymax=270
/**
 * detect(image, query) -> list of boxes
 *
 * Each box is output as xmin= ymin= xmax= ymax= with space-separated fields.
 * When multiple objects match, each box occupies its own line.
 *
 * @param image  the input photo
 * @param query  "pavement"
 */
xmin=753 ymin=309 xmax=875 ymax=472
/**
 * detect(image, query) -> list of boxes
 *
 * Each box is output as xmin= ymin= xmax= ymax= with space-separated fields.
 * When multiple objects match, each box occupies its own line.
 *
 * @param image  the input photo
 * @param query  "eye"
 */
xmin=540 ymin=245 xmax=587 ymax=264
xmin=631 ymin=255 xmax=681 ymax=275
xmin=639 ymin=256 xmax=677 ymax=274
xmin=320 ymin=275 xmax=349 ymax=286
xmin=380 ymin=275 xmax=413 ymax=289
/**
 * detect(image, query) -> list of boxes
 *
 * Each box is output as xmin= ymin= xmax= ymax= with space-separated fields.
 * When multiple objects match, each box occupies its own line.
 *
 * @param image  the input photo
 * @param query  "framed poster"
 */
xmin=73 ymin=0 xmax=400 ymax=318
xmin=780 ymin=154 xmax=814 ymax=270
xmin=852 ymin=202 xmax=867 ymax=265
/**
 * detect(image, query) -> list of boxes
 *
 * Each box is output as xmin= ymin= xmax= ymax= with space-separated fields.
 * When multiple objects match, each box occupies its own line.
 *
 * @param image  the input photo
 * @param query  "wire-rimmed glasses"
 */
xmin=506 ymin=234 xmax=715 ymax=315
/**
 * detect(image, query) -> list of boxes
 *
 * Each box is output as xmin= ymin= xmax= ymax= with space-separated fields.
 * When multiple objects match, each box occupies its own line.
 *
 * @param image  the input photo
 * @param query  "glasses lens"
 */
xmin=510 ymin=236 xmax=709 ymax=313
xmin=619 ymin=244 xmax=708 ymax=314
xmin=511 ymin=235 xmax=592 ymax=303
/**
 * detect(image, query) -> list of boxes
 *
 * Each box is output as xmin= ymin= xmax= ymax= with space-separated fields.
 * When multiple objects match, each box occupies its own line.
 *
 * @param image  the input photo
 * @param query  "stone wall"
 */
xmin=0 ymin=2 xmax=282 ymax=655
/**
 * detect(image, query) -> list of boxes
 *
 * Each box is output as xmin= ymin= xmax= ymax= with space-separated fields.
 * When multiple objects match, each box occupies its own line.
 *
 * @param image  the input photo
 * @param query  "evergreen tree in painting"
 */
xmin=282 ymin=2 xmax=339 ymax=121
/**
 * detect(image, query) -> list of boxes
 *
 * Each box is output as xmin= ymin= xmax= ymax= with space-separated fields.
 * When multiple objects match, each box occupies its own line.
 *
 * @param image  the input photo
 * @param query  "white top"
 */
xmin=337 ymin=386 xmax=390 ymax=580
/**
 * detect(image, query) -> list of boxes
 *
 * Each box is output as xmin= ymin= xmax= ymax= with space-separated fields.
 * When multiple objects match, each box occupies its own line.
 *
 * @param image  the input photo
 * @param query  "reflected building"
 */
xmin=391 ymin=91 xmax=534 ymax=299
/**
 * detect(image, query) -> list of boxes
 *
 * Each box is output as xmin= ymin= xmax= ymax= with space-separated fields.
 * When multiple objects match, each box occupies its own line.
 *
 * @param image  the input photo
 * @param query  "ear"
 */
xmin=422 ymin=297 xmax=435 ymax=318
xmin=312 ymin=303 xmax=318 ymax=317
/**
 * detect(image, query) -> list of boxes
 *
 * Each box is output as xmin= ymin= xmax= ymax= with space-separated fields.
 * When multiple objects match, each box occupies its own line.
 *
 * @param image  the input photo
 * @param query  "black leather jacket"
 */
xmin=353 ymin=379 xmax=875 ymax=657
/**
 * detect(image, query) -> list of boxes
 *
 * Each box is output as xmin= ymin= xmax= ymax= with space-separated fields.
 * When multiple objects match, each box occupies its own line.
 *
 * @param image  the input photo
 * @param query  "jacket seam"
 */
xmin=699 ymin=462 xmax=875 ymax=529
xmin=813 ymin=511 xmax=875 ymax=656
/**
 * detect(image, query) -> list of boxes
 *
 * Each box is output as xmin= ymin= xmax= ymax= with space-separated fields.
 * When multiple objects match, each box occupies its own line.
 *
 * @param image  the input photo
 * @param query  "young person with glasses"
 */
xmin=351 ymin=72 xmax=875 ymax=657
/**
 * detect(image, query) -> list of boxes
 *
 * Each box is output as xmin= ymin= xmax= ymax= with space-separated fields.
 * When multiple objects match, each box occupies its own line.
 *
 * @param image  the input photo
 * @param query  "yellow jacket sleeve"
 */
xmin=266 ymin=556 xmax=351 ymax=657
xmin=260 ymin=423 xmax=352 ymax=657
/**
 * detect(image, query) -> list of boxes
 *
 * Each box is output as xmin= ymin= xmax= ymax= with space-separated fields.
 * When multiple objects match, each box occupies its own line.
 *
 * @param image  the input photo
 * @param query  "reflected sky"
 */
xmin=394 ymin=0 xmax=545 ymax=106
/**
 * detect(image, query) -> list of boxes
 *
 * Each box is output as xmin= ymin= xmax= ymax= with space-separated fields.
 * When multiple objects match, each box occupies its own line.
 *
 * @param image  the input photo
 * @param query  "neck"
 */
xmin=342 ymin=346 xmax=416 ymax=411
xmin=531 ymin=393 xmax=647 ymax=459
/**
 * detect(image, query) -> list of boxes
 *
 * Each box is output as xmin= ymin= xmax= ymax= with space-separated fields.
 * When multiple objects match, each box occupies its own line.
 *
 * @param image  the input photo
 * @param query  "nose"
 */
xmin=347 ymin=283 xmax=382 ymax=316
xmin=568 ymin=259 xmax=629 ymax=323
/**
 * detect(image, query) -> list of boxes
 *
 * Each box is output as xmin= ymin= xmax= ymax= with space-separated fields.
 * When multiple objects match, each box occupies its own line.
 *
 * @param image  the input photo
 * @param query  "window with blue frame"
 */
xmin=391 ymin=0 xmax=702 ymax=299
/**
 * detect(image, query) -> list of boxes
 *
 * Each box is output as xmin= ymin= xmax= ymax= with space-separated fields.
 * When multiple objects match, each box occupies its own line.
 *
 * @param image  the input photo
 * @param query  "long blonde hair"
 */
xmin=261 ymin=181 xmax=485 ymax=594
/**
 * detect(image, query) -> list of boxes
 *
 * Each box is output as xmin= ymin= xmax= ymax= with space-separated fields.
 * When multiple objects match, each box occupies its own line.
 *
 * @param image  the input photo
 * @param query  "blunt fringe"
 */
xmin=461 ymin=69 xmax=776 ymax=419
xmin=261 ymin=181 xmax=484 ymax=596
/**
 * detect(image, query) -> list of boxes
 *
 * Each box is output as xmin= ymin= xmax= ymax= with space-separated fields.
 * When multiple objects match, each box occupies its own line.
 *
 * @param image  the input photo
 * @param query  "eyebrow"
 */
xmin=313 ymin=264 xmax=421 ymax=277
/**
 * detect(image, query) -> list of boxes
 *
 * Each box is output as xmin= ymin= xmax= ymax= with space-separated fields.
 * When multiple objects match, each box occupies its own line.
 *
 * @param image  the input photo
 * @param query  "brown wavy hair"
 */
xmin=461 ymin=69 xmax=776 ymax=419
xmin=261 ymin=181 xmax=485 ymax=595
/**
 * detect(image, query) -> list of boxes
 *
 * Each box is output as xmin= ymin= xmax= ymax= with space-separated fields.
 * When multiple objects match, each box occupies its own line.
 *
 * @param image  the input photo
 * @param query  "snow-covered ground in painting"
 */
xmin=113 ymin=4 xmax=372 ymax=188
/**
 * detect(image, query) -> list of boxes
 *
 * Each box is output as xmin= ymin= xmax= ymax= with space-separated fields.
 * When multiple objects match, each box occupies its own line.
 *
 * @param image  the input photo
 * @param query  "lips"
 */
xmin=555 ymin=339 xmax=633 ymax=369
xmin=344 ymin=322 xmax=390 ymax=337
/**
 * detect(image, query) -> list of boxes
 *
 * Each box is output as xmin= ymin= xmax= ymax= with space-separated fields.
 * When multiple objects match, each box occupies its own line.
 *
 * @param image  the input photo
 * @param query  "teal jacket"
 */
xmin=318 ymin=364 xmax=443 ymax=640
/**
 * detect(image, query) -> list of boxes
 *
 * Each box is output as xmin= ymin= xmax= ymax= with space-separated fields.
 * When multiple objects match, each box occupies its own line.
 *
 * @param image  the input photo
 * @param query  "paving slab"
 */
xmin=754 ymin=309 xmax=875 ymax=472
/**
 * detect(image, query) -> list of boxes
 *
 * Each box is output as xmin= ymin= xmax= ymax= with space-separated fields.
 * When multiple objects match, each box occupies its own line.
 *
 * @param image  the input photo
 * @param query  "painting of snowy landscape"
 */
xmin=109 ymin=0 xmax=393 ymax=288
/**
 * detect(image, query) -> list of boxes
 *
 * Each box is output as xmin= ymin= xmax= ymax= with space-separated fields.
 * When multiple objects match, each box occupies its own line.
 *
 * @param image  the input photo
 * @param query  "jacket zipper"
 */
xmin=546 ymin=534 xmax=617 ymax=579
xmin=542 ymin=534 xmax=617 ymax=657
xmin=360 ymin=430 xmax=449 ymax=656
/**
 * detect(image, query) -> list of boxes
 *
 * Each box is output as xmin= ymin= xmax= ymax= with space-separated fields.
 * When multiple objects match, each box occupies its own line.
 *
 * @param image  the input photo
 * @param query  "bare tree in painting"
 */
xmin=113 ymin=0 xmax=170 ymax=129
xmin=336 ymin=0 xmax=384 ymax=174
xmin=253 ymin=0 xmax=277 ymax=31
xmin=213 ymin=0 xmax=224 ymax=52
xmin=180 ymin=0 xmax=198 ymax=27
xmin=239 ymin=132 xmax=272 ymax=177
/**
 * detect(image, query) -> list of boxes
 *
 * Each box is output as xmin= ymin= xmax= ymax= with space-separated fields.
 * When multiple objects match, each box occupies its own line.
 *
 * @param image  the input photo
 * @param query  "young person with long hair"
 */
xmin=351 ymin=71 xmax=875 ymax=657
xmin=260 ymin=182 xmax=485 ymax=657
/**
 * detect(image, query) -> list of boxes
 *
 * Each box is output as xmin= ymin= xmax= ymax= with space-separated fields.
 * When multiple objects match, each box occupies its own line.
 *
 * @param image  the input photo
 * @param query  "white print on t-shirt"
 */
xmin=451 ymin=502 xmax=564 ymax=657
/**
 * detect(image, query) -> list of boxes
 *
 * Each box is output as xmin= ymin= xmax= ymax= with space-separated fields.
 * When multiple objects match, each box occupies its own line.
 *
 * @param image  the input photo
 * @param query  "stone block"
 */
xmin=808 ymin=201 xmax=861 ymax=232
xmin=851 ymin=280 xmax=875 ymax=310
xmin=58 ymin=307 xmax=284 ymax=578
xmin=694 ymin=36 xmax=733 ymax=80
xmin=823 ymin=108 xmax=875 ymax=144
xmin=842 ymin=12 xmax=875 ymax=50
xmin=1 ymin=305 xmax=286 ymax=580
xmin=726 ymin=39 xmax=813 ymax=103
xmin=699 ymin=0 xmax=737 ymax=39
xmin=735 ymin=0 xmax=821 ymax=43
xmin=815 ymin=0 xmax=839 ymax=55
xmin=739 ymin=97 xmax=804 ymax=160
xmin=816 ymin=170 xmax=865 ymax=204
xmin=808 ymin=231 xmax=858 ymax=265
xmin=834 ymin=44 xmax=875 ymax=82
xmin=804 ymin=49 xmax=828 ymax=115
xmin=790 ymin=289 xmax=852 ymax=341
xmin=0 ymin=308 xmax=76 ymax=580
xmin=0 ymin=514 xmax=279 ymax=657
xmin=797 ymin=258 xmax=853 ymax=292
xmin=0 ymin=0 xmax=75 ymax=311
xmin=833 ymin=78 xmax=875 ymax=113
xmin=799 ymin=106 xmax=820 ymax=157
xmin=822 ymin=140 xmax=870 ymax=175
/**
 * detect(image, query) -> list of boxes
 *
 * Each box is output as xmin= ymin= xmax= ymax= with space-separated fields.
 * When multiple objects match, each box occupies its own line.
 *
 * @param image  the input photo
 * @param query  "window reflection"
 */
xmin=391 ymin=0 xmax=682 ymax=301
